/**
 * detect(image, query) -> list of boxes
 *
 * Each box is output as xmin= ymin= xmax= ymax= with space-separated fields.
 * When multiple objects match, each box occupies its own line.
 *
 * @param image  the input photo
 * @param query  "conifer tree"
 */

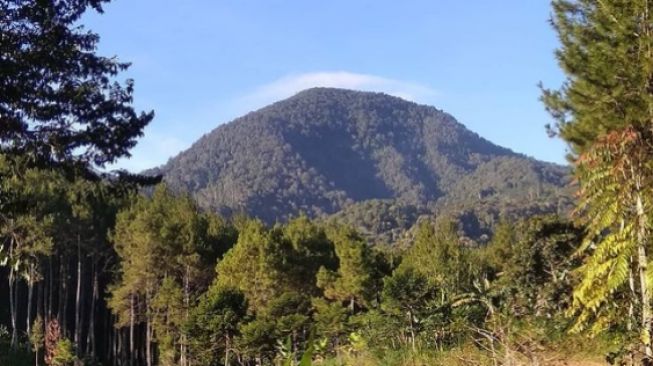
xmin=0 ymin=0 xmax=153 ymax=171
xmin=109 ymin=185 xmax=224 ymax=366
xmin=542 ymin=0 xmax=653 ymax=156
xmin=399 ymin=220 xmax=473 ymax=295
xmin=382 ymin=267 xmax=434 ymax=351
xmin=214 ymin=219 xmax=294 ymax=311
xmin=30 ymin=315 xmax=44 ymax=366
xmin=317 ymin=226 xmax=379 ymax=313
xmin=542 ymin=1 xmax=653 ymax=362
xmin=187 ymin=286 xmax=247 ymax=366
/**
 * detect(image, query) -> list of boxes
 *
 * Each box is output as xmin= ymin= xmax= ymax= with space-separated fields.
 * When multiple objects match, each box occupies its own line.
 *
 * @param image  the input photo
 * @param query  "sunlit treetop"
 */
xmin=541 ymin=0 xmax=653 ymax=158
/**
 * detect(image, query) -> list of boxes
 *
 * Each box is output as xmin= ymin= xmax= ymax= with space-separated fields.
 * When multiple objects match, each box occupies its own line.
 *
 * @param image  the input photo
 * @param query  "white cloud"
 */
xmin=236 ymin=71 xmax=439 ymax=111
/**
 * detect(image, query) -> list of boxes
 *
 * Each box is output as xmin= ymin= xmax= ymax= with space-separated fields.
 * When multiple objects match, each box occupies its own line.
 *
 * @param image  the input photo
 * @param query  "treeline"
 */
xmin=1 ymin=169 xmax=598 ymax=365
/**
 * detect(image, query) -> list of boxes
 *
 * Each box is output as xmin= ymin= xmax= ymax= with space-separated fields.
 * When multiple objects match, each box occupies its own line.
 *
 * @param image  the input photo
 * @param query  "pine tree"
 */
xmin=399 ymin=220 xmax=473 ymax=295
xmin=0 ymin=0 xmax=153 ymax=171
xmin=30 ymin=315 xmax=44 ymax=366
xmin=186 ymin=286 xmax=247 ymax=366
xmin=381 ymin=267 xmax=434 ymax=351
xmin=109 ymin=185 xmax=226 ymax=365
xmin=542 ymin=1 xmax=653 ymax=362
xmin=283 ymin=215 xmax=337 ymax=295
xmin=214 ymin=219 xmax=294 ymax=311
xmin=317 ymin=226 xmax=379 ymax=313
xmin=541 ymin=0 xmax=653 ymax=157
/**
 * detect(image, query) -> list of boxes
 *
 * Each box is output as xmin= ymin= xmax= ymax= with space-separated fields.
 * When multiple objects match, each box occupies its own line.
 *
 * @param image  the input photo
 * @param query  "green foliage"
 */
xmin=381 ymin=267 xmax=436 ymax=351
xmin=382 ymin=267 xmax=435 ymax=321
xmin=317 ymin=226 xmax=381 ymax=312
xmin=566 ymin=128 xmax=653 ymax=340
xmin=51 ymin=338 xmax=76 ymax=366
xmin=109 ymin=184 xmax=238 ymax=364
xmin=541 ymin=3 xmax=653 ymax=358
xmin=151 ymin=277 xmax=184 ymax=366
xmin=214 ymin=219 xmax=296 ymax=311
xmin=312 ymin=298 xmax=350 ymax=346
xmin=326 ymin=200 xmax=427 ymax=246
xmin=484 ymin=215 xmax=582 ymax=317
xmin=236 ymin=318 xmax=278 ymax=364
xmin=0 ymin=0 xmax=154 ymax=171
xmin=399 ymin=220 xmax=476 ymax=294
xmin=186 ymin=286 xmax=247 ymax=366
xmin=30 ymin=315 xmax=44 ymax=356
xmin=542 ymin=0 xmax=653 ymax=157
xmin=283 ymin=215 xmax=338 ymax=294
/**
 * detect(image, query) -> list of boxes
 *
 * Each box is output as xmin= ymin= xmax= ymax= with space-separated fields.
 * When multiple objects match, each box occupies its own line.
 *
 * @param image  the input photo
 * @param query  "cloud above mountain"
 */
xmin=237 ymin=71 xmax=439 ymax=109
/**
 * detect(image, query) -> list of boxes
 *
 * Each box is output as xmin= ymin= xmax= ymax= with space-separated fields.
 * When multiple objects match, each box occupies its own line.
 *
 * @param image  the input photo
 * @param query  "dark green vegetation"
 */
xmin=2 ymin=0 xmax=653 ymax=365
xmin=0 ymin=0 xmax=153 ymax=173
xmin=151 ymin=88 xmax=572 ymax=245
xmin=0 ymin=179 xmax=609 ymax=366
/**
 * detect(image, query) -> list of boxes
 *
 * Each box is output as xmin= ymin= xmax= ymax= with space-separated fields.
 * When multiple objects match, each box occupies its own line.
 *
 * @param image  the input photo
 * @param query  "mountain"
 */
xmin=150 ymin=88 xmax=572 ymax=242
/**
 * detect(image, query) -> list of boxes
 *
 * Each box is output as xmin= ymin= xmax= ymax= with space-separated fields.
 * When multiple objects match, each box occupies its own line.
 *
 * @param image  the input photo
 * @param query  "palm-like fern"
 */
xmin=570 ymin=126 xmax=653 ymax=352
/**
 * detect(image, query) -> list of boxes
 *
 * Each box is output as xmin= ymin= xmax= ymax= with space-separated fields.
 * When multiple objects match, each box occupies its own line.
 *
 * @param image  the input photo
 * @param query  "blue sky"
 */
xmin=85 ymin=1 xmax=568 ymax=171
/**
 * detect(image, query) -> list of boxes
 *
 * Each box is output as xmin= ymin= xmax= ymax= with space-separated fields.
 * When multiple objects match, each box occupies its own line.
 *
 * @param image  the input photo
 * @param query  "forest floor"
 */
xmin=529 ymin=354 xmax=606 ymax=366
xmin=552 ymin=360 xmax=606 ymax=366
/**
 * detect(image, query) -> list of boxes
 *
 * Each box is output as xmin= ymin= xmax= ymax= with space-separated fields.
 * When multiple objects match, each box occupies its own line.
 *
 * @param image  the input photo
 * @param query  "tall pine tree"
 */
xmin=542 ymin=1 xmax=653 ymax=362
xmin=0 ymin=0 xmax=153 ymax=171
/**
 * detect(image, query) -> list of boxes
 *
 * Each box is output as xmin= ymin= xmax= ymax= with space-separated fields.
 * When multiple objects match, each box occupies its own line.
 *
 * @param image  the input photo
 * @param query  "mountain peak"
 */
xmin=286 ymin=87 xmax=419 ymax=106
xmin=291 ymin=86 xmax=395 ymax=98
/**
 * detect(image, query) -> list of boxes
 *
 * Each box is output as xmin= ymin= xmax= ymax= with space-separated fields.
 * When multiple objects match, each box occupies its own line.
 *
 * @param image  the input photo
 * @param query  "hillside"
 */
xmin=151 ymin=87 xmax=572 ymax=235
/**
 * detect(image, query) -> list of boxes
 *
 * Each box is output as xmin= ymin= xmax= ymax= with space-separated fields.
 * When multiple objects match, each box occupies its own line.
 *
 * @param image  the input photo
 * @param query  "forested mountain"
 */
xmin=152 ymin=88 xmax=572 ymax=235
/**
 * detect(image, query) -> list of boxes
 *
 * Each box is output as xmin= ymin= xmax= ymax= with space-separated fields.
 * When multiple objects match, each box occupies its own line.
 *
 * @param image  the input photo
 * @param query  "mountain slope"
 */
xmin=151 ymin=88 xmax=570 ymax=227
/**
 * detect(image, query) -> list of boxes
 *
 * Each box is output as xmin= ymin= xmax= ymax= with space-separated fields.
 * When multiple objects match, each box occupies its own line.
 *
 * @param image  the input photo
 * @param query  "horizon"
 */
xmin=83 ymin=0 xmax=569 ymax=172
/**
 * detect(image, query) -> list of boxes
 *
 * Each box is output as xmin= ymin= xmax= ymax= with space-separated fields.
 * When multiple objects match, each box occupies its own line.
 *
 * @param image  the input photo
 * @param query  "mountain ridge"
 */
xmin=150 ymin=87 xmax=571 ymax=238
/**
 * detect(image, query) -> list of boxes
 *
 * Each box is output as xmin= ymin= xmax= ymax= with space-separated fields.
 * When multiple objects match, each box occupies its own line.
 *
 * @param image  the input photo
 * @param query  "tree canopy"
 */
xmin=0 ymin=0 xmax=153 ymax=171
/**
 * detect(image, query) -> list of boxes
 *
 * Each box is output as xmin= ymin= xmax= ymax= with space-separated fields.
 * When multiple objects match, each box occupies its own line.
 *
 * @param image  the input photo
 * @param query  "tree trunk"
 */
xmin=113 ymin=325 xmax=120 ymax=366
xmin=407 ymin=310 xmax=416 ymax=352
xmin=146 ymin=312 xmax=152 ymax=366
xmin=130 ymin=294 xmax=135 ymax=366
xmin=9 ymin=265 xmax=17 ymax=348
xmin=75 ymin=238 xmax=83 ymax=354
xmin=639 ymin=242 xmax=651 ymax=364
xmin=27 ymin=270 xmax=34 ymax=339
xmin=637 ymin=192 xmax=653 ymax=364
xmin=145 ymin=284 xmax=152 ymax=366
xmin=225 ymin=334 xmax=230 ymax=366
xmin=181 ymin=265 xmax=190 ymax=366
xmin=47 ymin=259 xmax=53 ymax=320
xmin=58 ymin=259 xmax=67 ymax=335
xmin=87 ymin=266 xmax=98 ymax=356
xmin=630 ymin=258 xmax=636 ymax=332
xmin=8 ymin=238 xmax=17 ymax=349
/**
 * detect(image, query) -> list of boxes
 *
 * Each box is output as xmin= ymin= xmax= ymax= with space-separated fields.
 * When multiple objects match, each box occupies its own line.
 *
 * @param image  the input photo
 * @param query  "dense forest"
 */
xmin=3 ymin=0 xmax=653 ymax=366
xmin=0 ymin=175 xmax=604 ymax=365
